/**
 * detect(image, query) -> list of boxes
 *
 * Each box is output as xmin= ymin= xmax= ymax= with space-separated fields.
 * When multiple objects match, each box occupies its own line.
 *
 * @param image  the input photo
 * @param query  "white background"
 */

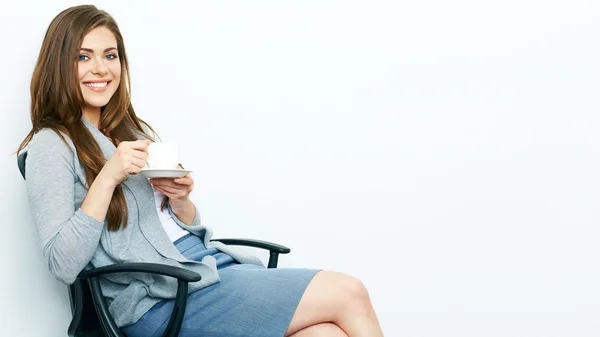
xmin=2 ymin=1 xmax=600 ymax=336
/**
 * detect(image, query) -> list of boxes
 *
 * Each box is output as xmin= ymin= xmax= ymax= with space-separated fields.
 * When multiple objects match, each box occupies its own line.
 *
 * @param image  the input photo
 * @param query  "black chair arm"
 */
xmin=210 ymin=238 xmax=291 ymax=254
xmin=211 ymin=238 xmax=291 ymax=268
xmin=78 ymin=263 xmax=201 ymax=337
xmin=78 ymin=262 xmax=202 ymax=282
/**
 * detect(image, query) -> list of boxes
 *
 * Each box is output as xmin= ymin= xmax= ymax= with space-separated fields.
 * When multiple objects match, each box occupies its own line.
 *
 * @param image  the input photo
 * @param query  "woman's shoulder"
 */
xmin=28 ymin=128 xmax=76 ymax=156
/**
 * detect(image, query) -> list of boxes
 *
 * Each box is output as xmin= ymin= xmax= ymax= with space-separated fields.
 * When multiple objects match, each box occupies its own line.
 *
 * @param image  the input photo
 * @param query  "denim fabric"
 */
xmin=173 ymin=234 xmax=238 ymax=270
xmin=122 ymin=234 xmax=318 ymax=337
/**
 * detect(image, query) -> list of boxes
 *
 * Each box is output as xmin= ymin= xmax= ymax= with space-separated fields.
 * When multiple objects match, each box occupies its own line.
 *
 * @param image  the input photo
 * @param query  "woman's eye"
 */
xmin=78 ymin=55 xmax=89 ymax=61
xmin=106 ymin=54 xmax=118 ymax=60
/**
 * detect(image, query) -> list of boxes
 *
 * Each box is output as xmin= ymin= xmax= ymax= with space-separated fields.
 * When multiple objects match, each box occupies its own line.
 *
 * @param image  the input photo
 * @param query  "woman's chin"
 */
xmin=83 ymin=100 xmax=111 ymax=109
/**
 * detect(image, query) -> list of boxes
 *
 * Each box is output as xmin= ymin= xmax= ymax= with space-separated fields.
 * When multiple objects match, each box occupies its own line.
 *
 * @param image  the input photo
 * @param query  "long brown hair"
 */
xmin=17 ymin=5 xmax=158 ymax=231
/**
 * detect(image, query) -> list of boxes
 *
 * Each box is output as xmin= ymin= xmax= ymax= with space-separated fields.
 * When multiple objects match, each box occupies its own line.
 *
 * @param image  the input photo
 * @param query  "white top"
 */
xmin=153 ymin=189 xmax=190 ymax=242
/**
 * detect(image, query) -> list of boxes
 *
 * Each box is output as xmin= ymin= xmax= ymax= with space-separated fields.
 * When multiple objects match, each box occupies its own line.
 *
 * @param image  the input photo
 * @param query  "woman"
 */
xmin=18 ymin=5 xmax=383 ymax=337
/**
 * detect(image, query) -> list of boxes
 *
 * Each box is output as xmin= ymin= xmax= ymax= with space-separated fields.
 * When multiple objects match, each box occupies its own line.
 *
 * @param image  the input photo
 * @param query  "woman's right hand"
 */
xmin=99 ymin=140 xmax=151 ymax=187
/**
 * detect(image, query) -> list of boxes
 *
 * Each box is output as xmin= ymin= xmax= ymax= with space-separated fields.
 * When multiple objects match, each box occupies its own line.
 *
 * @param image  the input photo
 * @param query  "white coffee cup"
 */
xmin=146 ymin=143 xmax=179 ymax=169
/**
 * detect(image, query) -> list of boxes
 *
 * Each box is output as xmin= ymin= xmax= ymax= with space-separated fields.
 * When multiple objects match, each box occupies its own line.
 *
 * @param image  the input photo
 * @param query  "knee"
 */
xmin=313 ymin=271 xmax=372 ymax=314
xmin=326 ymin=272 xmax=371 ymax=308
xmin=341 ymin=274 xmax=371 ymax=304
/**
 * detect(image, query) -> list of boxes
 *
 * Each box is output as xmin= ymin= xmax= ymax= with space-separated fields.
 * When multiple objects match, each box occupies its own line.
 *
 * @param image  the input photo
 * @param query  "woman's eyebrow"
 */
xmin=79 ymin=47 xmax=118 ymax=53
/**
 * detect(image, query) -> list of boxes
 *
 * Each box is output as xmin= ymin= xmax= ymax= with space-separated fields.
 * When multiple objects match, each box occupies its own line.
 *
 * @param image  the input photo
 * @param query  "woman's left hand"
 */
xmin=149 ymin=174 xmax=194 ymax=209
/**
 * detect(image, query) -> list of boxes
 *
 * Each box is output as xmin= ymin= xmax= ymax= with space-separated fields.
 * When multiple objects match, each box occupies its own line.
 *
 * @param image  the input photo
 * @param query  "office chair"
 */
xmin=17 ymin=151 xmax=291 ymax=336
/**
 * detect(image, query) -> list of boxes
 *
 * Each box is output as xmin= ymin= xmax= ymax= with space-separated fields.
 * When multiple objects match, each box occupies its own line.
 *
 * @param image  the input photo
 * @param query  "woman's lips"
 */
xmin=83 ymin=80 xmax=111 ymax=92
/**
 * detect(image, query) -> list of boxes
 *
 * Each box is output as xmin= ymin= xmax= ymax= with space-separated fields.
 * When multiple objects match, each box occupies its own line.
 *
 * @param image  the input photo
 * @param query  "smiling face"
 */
xmin=78 ymin=26 xmax=121 ymax=117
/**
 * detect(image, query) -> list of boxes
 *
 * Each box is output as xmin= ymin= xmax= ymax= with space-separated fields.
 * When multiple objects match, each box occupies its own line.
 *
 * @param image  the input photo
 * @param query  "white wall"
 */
xmin=2 ymin=0 xmax=600 ymax=336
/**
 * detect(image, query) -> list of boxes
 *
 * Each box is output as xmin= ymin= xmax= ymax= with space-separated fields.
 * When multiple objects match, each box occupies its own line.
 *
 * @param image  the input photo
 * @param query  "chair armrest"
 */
xmin=210 ymin=238 xmax=291 ymax=254
xmin=211 ymin=238 xmax=291 ymax=268
xmin=79 ymin=262 xmax=200 ymax=337
xmin=78 ymin=262 xmax=201 ymax=282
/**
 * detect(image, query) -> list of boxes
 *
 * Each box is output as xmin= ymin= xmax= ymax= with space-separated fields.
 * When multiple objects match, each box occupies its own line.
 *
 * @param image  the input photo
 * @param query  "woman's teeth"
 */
xmin=84 ymin=82 xmax=108 ymax=88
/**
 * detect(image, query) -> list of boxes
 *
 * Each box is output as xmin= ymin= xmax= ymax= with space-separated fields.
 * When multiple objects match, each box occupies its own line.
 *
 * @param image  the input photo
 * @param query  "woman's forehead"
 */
xmin=81 ymin=26 xmax=117 ymax=51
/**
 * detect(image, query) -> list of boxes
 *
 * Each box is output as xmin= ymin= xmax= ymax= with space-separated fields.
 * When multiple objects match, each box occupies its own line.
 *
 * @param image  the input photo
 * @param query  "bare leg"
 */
xmin=285 ymin=271 xmax=383 ymax=337
xmin=289 ymin=322 xmax=348 ymax=337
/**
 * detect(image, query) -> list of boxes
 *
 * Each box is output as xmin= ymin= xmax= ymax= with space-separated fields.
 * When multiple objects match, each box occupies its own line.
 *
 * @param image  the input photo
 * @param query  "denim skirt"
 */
xmin=122 ymin=234 xmax=319 ymax=337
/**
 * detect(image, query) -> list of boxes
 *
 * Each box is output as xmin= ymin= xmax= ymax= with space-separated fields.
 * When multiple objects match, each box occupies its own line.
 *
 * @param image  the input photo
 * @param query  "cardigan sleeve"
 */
xmin=25 ymin=129 xmax=105 ymax=285
xmin=167 ymin=202 xmax=202 ymax=228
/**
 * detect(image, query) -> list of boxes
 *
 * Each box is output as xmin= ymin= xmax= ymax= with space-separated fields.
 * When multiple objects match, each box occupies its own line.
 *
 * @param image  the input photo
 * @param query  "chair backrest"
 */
xmin=17 ymin=151 xmax=105 ymax=337
xmin=17 ymin=151 xmax=27 ymax=179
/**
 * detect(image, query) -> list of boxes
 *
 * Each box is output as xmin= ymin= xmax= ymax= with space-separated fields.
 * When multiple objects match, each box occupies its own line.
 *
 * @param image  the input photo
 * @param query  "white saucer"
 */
xmin=140 ymin=168 xmax=193 ymax=178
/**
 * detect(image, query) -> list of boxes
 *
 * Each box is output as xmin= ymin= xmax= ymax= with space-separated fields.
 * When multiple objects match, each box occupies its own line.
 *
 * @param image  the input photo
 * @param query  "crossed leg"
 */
xmin=289 ymin=323 xmax=348 ymax=337
xmin=284 ymin=271 xmax=384 ymax=337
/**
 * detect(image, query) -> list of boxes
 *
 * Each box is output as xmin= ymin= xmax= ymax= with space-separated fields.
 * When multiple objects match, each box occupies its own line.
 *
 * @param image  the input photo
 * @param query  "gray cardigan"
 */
xmin=25 ymin=118 xmax=264 ymax=327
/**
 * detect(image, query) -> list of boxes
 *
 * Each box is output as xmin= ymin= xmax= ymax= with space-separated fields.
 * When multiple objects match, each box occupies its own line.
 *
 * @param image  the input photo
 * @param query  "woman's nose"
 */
xmin=91 ymin=59 xmax=108 ymax=75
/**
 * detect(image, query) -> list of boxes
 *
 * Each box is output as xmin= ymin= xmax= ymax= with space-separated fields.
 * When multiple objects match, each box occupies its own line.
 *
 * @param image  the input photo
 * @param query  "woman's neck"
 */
xmin=82 ymin=106 xmax=101 ymax=128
